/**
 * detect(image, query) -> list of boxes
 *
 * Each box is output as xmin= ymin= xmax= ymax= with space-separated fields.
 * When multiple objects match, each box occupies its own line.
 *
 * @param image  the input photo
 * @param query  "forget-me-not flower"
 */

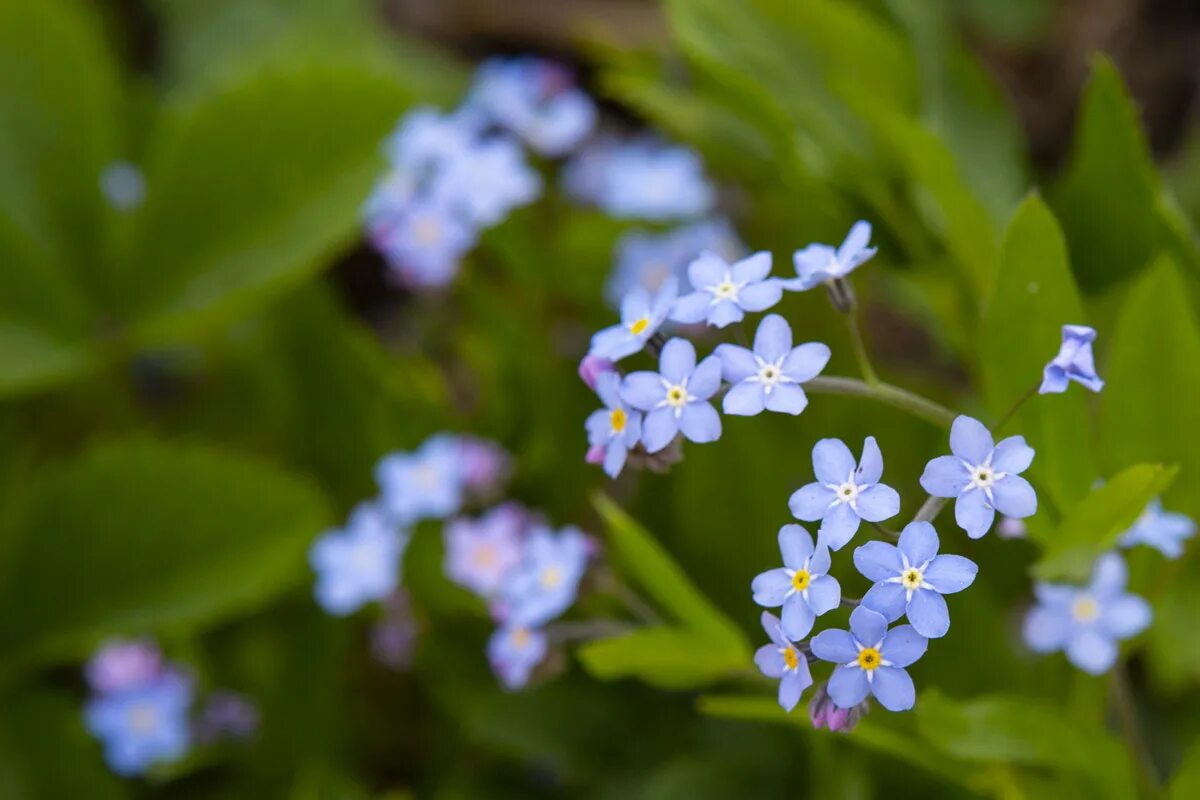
xmin=1119 ymin=499 xmax=1196 ymax=559
xmin=86 ymin=639 xmax=163 ymax=695
xmin=716 ymin=314 xmax=830 ymax=416
xmin=811 ymin=606 xmax=927 ymax=712
xmin=920 ymin=415 xmax=1037 ymax=539
xmin=383 ymin=107 xmax=478 ymax=174
xmin=487 ymin=625 xmax=549 ymax=690
xmin=1023 ymin=553 xmax=1151 ymax=674
xmin=1040 ymin=324 xmax=1103 ymax=394
xmin=444 ymin=503 xmax=528 ymax=598
xmin=432 ymin=136 xmax=541 ymax=228
xmin=309 ymin=503 xmax=407 ymax=616
xmin=374 ymin=198 xmax=477 ymax=288
xmin=457 ymin=435 xmax=512 ymax=496
xmin=854 ymin=521 xmax=978 ymax=639
xmin=100 ymin=161 xmax=146 ymax=212
xmin=589 ymin=277 xmax=678 ymax=362
xmin=751 ymin=524 xmax=841 ymax=640
xmin=563 ymin=136 xmax=716 ymax=220
xmin=586 ymin=372 xmax=643 ymax=478
xmin=669 ymin=252 xmax=783 ymax=328
xmin=621 ymin=338 xmax=722 ymax=453
xmin=376 ymin=435 xmax=466 ymax=523
xmin=754 ymin=611 xmax=814 ymax=712
xmin=84 ymin=671 xmax=193 ymax=776
xmin=501 ymin=526 xmax=591 ymax=627
xmin=789 ymin=437 xmax=901 ymax=552
xmin=467 ymin=57 xmax=596 ymax=156
xmin=605 ymin=219 xmax=745 ymax=307
xmin=781 ymin=221 xmax=877 ymax=291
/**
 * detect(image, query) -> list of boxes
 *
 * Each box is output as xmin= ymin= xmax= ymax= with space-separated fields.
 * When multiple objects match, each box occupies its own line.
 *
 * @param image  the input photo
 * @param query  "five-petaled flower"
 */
xmin=444 ymin=503 xmax=528 ymax=598
xmin=621 ymin=338 xmax=722 ymax=453
xmin=501 ymin=526 xmax=591 ymax=627
xmin=715 ymin=314 xmax=831 ymax=417
xmin=1119 ymin=499 xmax=1196 ymax=560
xmin=669 ymin=252 xmax=783 ymax=328
xmin=309 ymin=504 xmax=408 ymax=616
xmin=586 ymin=372 xmax=644 ymax=478
xmin=781 ymin=221 xmax=877 ymax=291
xmin=487 ymin=625 xmax=549 ymax=691
xmin=754 ymin=611 xmax=814 ymax=712
xmin=751 ymin=525 xmax=841 ymax=640
xmin=589 ymin=277 xmax=678 ymax=362
xmin=85 ymin=671 xmax=193 ymax=776
xmin=1040 ymin=324 xmax=1104 ymax=394
xmin=810 ymin=606 xmax=928 ymax=712
xmin=854 ymin=521 xmax=978 ymax=639
xmin=789 ymin=437 xmax=901 ymax=552
xmin=1023 ymin=553 xmax=1151 ymax=675
xmin=376 ymin=435 xmax=466 ymax=523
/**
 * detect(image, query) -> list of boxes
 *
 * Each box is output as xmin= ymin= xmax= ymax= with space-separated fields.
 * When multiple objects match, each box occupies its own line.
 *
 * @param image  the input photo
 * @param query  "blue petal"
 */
xmin=897 ymin=521 xmax=939 ymax=567
xmin=753 ymin=314 xmax=792 ymax=362
xmin=1066 ymin=629 xmax=1118 ymax=674
xmin=589 ymin=324 xmax=638 ymax=361
xmin=849 ymin=606 xmax=888 ymax=647
xmin=595 ymin=371 xmax=623 ymax=408
xmin=1102 ymin=596 xmax=1151 ymax=639
xmin=1090 ymin=552 xmax=1128 ymax=596
xmin=869 ymin=666 xmax=915 ymax=711
xmin=991 ymin=475 xmax=1037 ymax=518
xmin=640 ymin=407 xmax=679 ymax=453
xmin=818 ymin=502 xmax=861 ymax=552
xmin=920 ymin=456 xmax=970 ymax=497
xmin=1023 ymin=605 xmax=1071 ymax=653
xmin=789 ymin=483 xmax=835 ymax=522
xmin=781 ymin=594 xmax=816 ymax=640
xmin=602 ymin=441 xmax=627 ymax=478
xmin=923 ymin=555 xmax=978 ymax=594
xmin=621 ymin=371 xmax=665 ymax=411
xmin=688 ymin=251 xmax=727 ymax=287
xmin=764 ymin=384 xmax=808 ymax=415
xmin=991 ymin=435 xmax=1035 ymax=474
xmin=880 ymin=624 xmax=927 ymax=667
xmin=723 ymin=381 xmax=766 ymax=416
xmin=678 ymin=402 xmax=721 ymax=444
xmin=853 ymin=540 xmax=903 ymax=582
xmin=950 ymin=415 xmax=993 ymax=464
xmin=658 ymin=338 xmax=696 ymax=383
xmin=854 ymin=484 xmax=900 ymax=522
xmin=861 ymin=582 xmax=906 ymax=622
xmin=760 ymin=610 xmax=786 ymax=647
xmin=585 ymin=409 xmax=611 ymax=446
xmin=778 ymin=524 xmax=815 ymax=569
xmin=781 ymin=342 xmax=831 ymax=382
xmin=906 ymin=589 xmax=950 ymax=638
xmin=731 ymin=251 xmax=772 ymax=283
xmin=755 ymin=643 xmax=786 ymax=679
xmin=1039 ymin=366 xmax=1069 ymax=394
xmin=737 ymin=280 xmax=782 ymax=313
xmin=955 ymin=489 xmax=995 ymax=539
xmin=751 ymin=568 xmax=793 ymax=607
xmin=812 ymin=438 xmax=856 ymax=484
xmin=619 ymin=286 xmax=652 ymax=324
xmin=857 ymin=436 xmax=884 ymax=484
xmin=715 ymin=343 xmax=756 ymax=383
xmin=810 ymin=629 xmax=857 ymax=663
xmin=688 ymin=355 xmax=723 ymax=399
xmin=838 ymin=220 xmax=872 ymax=263
xmin=778 ymin=666 xmax=812 ymax=712
xmin=809 ymin=543 xmax=832 ymax=574
xmin=806 ymin=573 xmax=841 ymax=616
xmin=827 ymin=665 xmax=870 ymax=708
xmin=669 ymin=291 xmax=711 ymax=324
xmin=708 ymin=299 xmax=744 ymax=328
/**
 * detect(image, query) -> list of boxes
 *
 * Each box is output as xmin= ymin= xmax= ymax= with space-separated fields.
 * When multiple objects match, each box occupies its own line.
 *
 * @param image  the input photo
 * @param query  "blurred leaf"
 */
xmin=982 ymin=193 xmax=1095 ymax=512
xmin=1032 ymin=463 xmax=1178 ymax=581
xmin=0 ymin=438 xmax=329 ymax=669
xmin=1147 ymin=577 xmax=1200 ymax=691
xmin=577 ymin=628 xmax=748 ymax=689
xmin=1171 ymin=742 xmax=1200 ymax=800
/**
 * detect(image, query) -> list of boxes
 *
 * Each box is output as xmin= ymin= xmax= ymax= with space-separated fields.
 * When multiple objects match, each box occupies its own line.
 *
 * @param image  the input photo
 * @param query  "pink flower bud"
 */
xmin=578 ymin=356 xmax=616 ymax=390
xmin=808 ymin=682 xmax=865 ymax=733
xmin=585 ymin=444 xmax=606 ymax=465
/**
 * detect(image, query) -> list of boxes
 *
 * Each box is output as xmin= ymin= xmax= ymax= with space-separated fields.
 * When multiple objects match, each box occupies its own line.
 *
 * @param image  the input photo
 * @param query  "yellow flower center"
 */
xmin=901 ymin=567 xmax=923 ymax=590
xmin=472 ymin=544 xmax=497 ymax=568
xmin=857 ymin=647 xmax=882 ymax=671
xmin=791 ymin=569 xmax=811 ymax=592
xmin=666 ymin=385 xmax=688 ymax=407
xmin=512 ymin=627 xmax=530 ymax=647
xmin=1072 ymin=596 xmax=1099 ymax=623
xmin=414 ymin=216 xmax=442 ymax=245
xmin=629 ymin=317 xmax=650 ymax=336
xmin=540 ymin=566 xmax=563 ymax=589
xmin=783 ymin=647 xmax=800 ymax=671
xmin=610 ymin=407 xmax=627 ymax=433
xmin=971 ymin=465 xmax=995 ymax=488
xmin=128 ymin=704 xmax=157 ymax=733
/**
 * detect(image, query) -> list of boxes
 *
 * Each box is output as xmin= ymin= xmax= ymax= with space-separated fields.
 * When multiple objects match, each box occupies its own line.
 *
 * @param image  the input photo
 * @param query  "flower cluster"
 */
xmin=564 ymin=135 xmax=716 ymax=221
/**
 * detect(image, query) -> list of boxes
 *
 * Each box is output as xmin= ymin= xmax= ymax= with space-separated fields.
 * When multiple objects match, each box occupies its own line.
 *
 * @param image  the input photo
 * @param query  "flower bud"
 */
xmin=808 ymin=681 xmax=866 ymax=733
xmin=585 ymin=444 xmax=606 ymax=465
xmin=578 ymin=355 xmax=616 ymax=390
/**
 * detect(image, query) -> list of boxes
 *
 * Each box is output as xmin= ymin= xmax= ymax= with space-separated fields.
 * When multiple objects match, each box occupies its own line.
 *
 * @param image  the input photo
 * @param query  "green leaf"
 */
xmin=577 ymin=628 xmax=747 ymax=690
xmin=1170 ymin=742 xmax=1200 ymax=800
xmin=1031 ymin=463 xmax=1178 ymax=580
xmin=982 ymin=194 xmax=1095 ymax=511
xmin=0 ymin=439 xmax=330 ymax=669
xmin=1052 ymin=56 xmax=1163 ymax=292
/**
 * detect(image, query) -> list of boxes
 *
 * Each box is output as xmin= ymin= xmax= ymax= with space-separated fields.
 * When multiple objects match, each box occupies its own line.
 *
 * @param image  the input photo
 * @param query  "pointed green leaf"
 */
xmin=577 ymin=628 xmax=748 ymax=690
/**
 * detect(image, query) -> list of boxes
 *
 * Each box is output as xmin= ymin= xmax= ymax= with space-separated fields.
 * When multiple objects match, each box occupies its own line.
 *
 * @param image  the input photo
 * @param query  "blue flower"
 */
xmin=84 ymin=671 xmax=193 ymax=776
xmin=432 ymin=136 xmax=541 ymax=228
xmin=781 ymin=221 xmax=877 ymax=291
xmin=751 ymin=525 xmax=841 ymax=640
xmin=754 ymin=611 xmax=814 ymax=712
xmin=605 ymin=219 xmax=745 ymax=308
xmin=85 ymin=639 xmax=162 ymax=695
xmin=586 ymin=372 xmax=644 ymax=478
xmin=1023 ymin=553 xmax=1151 ymax=674
xmin=810 ymin=606 xmax=927 ymax=712
xmin=715 ymin=314 xmax=830 ymax=416
xmin=589 ymin=277 xmax=678 ymax=361
xmin=1040 ymin=324 xmax=1103 ymax=394
xmin=376 ymin=435 xmax=466 ymax=523
xmin=309 ymin=503 xmax=407 ymax=616
xmin=854 ymin=521 xmax=978 ymax=639
xmin=788 ymin=437 xmax=901 ymax=552
xmin=382 ymin=107 xmax=478 ymax=174
xmin=372 ymin=198 xmax=478 ymax=288
xmin=487 ymin=625 xmax=549 ymax=690
xmin=620 ymin=338 xmax=723 ymax=453
xmin=444 ymin=503 xmax=529 ymax=598
xmin=467 ymin=57 xmax=596 ymax=156
xmin=919 ymin=415 xmax=1037 ymax=539
xmin=501 ymin=526 xmax=591 ymax=627
xmin=669 ymin=252 xmax=783 ymax=328
xmin=563 ymin=136 xmax=716 ymax=220
xmin=100 ymin=161 xmax=145 ymax=212
xmin=1119 ymin=499 xmax=1196 ymax=559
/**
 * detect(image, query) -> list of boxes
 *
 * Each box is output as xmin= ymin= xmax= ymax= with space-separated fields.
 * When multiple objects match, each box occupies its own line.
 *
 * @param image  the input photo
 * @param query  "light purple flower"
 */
xmin=376 ymin=435 xmax=466 ymax=523
xmin=309 ymin=503 xmax=407 ymax=616
xmin=382 ymin=107 xmax=478 ymax=173
xmin=1040 ymin=324 xmax=1103 ymax=394
xmin=372 ymin=198 xmax=477 ymax=289
xmin=586 ymin=372 xmax=644 ymax=478
xmin=501 ymin=526 xmax=590 ymax=627
xmin=751 ymin=525 xmax=841 ymax=640
xmin=467 ymin=57 xmax=596 ymax=156
xmin=589 ymin=277 xmax=678 ymax=362
xmin=669 ymin=252 xmax=783 ymax=328
xmin=457 ymin=435 xmax=511 ymax=495
xmin=1119 ymin=499 xmax=1195 ymax=559
xmin=809 ymin=682 xmax=866 ymax=732
xmin=194 ymin=691 xmax=259 ymax=744
xmin=563 ymin=136 xmax=716 ymax=220
xmin=605 ymin=218 xmax=745 ymax=307
xmin=444 ymin=504 xmax=528 ymax=598
xmin=432 ymin=136 xmax=541 ymax=228
xmin=753 ymin=611 xmax=813 ymax=712
xmin=788 ymin=437 xmax=901 ymax=552
xmin=781 ymin=221 xmax=877 ymax=291
xmin=715 ymin=314 xmax=830 ymax=416
xmin=810 ymin=606 xmax=927 ymax=712
xmin=85 ymin=639 xmax=163 ymax=695
xmin=620 ymin=338 xmax=722 ymax=453
xmin=488 ymin=625 xmax=548 ymax=690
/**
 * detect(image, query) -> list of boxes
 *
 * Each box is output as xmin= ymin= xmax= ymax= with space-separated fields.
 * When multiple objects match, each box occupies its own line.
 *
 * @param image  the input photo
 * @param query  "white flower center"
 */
xmin=660 ymin=379 xmax=695 ymax=416
xmin=833 ymin=481 xmax=861 ymax=504
xmin=707 ymin=271 xmax=744 ymax=304
xmin=970 ymin=464 xmax=996 ymax=489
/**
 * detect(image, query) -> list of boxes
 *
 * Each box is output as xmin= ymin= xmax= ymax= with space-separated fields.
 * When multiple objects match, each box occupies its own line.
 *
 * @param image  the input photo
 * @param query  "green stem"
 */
xmin=992 ymin=380 xmax=1041 ymax=434
xmin=1110 ymin=662 xmax=1160 ymax=790
xmin=803 ymin=376 xmax=957 ymax=429
xmin=913 ymin=495 xmax=950 ymax=523
xmin=846 ymin=301 xmax=880 ymax=386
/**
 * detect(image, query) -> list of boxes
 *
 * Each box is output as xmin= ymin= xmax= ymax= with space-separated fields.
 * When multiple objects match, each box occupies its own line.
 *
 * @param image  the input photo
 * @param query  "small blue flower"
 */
xmin=487 ymin=625 xmax=549 ymax=690
xmin=563 ymin=136 xmax=716 ymax=220
xmin=467 ymin=57 xmax=596 ymax=156
xmin=309 ymin=503 xmax=407 ymax=616
xmin=789 ymin=437 xmax=901 ymax=552
xmin=1119 ymin=499 xmax=1196 ymax=559
xmin=715 ymin=314 xmax=830 ymax=416
xmin=382 ymin=107 xmax=478 ymax=174
xmin=85 ymin=639 xmax=162 ymax=695
xmin=854 ymin=521 xmax=978 ymax=639
xmin=100 ymin=161 xmax=146 ymax=212
xmin=372 ymin=198 xmax=478 ymax=288
xmin=1023 ymin=553 xmax=1151 ymax=675
xmin=605 ymin=218 xmax=745 ymax=308
xmin=589 ymin=277 xmax=678 ymax=362
xmin=620 ymin=338 xmax=723 ymax=453
xmin=810 ymin=606 xmax=927 ymax=712
xmin=586 ymin=372 xmax=644 ymax=478
xmin=781 ymin=221 xmax=877 ymax=291
xmin=669 ymin=252 xmax=783 ymax=328
xmin=84 ymin=671 xmax=193 ymax=776
xmin=432 ymin=136 xmax=541 ymax=228
xmin=754 ymin=611 xmax=814 ymax=712
xmin=751 ymin=525 xmax=841 ymax=640
xmin=376 ymin=435 xmax=466 ymax=523
xmin=1040 ymin=324 xmax=1103 ymax=394
xmin=501 ymin=526 xmax=590 ymax=627
xmin=920 ymin=415 xmax=1038 ymax=539
xmin=444 ymin=503 xmax=528 ymax=598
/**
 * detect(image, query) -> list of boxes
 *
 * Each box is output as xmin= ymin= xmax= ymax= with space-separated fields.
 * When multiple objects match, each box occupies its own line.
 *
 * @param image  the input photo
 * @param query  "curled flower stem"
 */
xmin=803 ymin=376 xmax=957 ymax=429
xmin=992 ymin=380 xmax=1041 ymax=434
xmin=869 ymin=521 xmax=900 ymax=540
xmin=546 ymin=620 xmax=636 ymax=643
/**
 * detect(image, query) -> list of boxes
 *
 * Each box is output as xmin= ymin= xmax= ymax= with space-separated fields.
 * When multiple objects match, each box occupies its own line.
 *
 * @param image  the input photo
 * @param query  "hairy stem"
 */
xmin=992 ymin=380 xmax=1041 ymax=435
xmin=803 ymin=376 xmax=957 ymax=429
xmin=913 ymin=495 xmax=950 ymax=523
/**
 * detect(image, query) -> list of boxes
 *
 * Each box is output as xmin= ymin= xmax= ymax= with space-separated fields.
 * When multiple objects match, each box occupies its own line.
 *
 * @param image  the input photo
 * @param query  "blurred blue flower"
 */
xmin=432 ymin=136 xmax=541 ymax=228
xmin=754 ymin=611 xmax=813 ymax=712
xmin=854 ymin=521 xmax=978 ymax=639
xmin=920 ymin=415 xmax=1037 ymax=539
xmin=586 ymin=372 xmax=644 ymax=478
xmin=376 ymin=435 xmax=466 ymax=523
xmin=501 ymin=526 xmax=591 ymax=627
xmin=715 ymin=314 xmax=830 ymax=416
xmin=781 ymin=221 xmax=877 ymax=291
xmin=488 ymin=625 xmax=548 ymax=690
xmin=372 ymin=197 xmax=477 ymax=288
xmin=605 ymin=219 xmax=745 ymax=308
xmin=382 ymin=106 xmax=478 ymax=174
xmin=788 ymin=437 xmax=901 ymax=552
xmin=457 ymin=435 xmax=511 ymax=496
xmin=751 ymin=524 xmax=841 ymax=640
xmin=589 ymin=277 xmax=677 ymax=361
xmin=100 ymin=161 xmax=145 ymax=212
xmin=620 ymin=338 xmax=722 ymax=453
xmin=194 ymin=691 xmax=259 ymax=745
xmin=444 ymin=503 xmax=529 ymax=598
xmin=811 ymin=606 xmax=927 ymax=712
xmin=669 ymin=251 xmax=783 ymax=328
xmin=563 ymin=136 xmax=716 ymax=220
xmin=309 ymin=503 xmax=407 ymax=616
xmin=85 ymin=639 xmax=162 ymax=695
xmin=467 ymin=57 xmax=596 ymax=156
xmin=1040 ymin=324 xmax=1104 ymax=394
xmin=1119 ymin=499 xmax=1195 ymax=559
xmin=1024 ymin=553 xmax=1151 ymax=674
xmin=85 ymin=671 xmax=192 ymax=776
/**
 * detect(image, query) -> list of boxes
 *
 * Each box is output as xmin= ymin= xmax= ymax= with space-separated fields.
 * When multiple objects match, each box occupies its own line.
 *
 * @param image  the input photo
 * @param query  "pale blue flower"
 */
xmin=488 ymin=625 xmax=548 ymax=690
xmin=920 ymin=415 xmax=1037 ymax=539
xmin=372 ymin=197 xmax=477 ymax=288
xmin=810 ymin=606 xmax=927 ymax=712
xmin=754 ymin=611 xmax=813 ymax=712
xmin=715 ymin=314 xmax=830 ymax=416
xmin=432 ymin=136 xmax=541 ymax=228
xmin=501 ymin=526 xmax=590 ymax=627
xmin=100 ymin=161 xmax=145 ymax=212
xmin=467 ymin=57 xmax=596 ymax=156
xmin=444 ymin=503 xmax=529 ymax=598
xmin=589 ymin=277 xmax=678 ymax=362
xmin=563 ymin=136 xmax=716 ymax=220
xmin=1023 ymin=553 xmax=1151 ymax=675
xmin=669 ymin=252 xmax=783 ymax=328
xmin=1040 ymin=324 xmax=1103 ymax=394
xmin=855 ymin=522 xmax=978 ymax=639
xmin=84 ymin=671 xmax=192 ymax=776
xmin=789 ymin=437 xmax=901 ymax=552
xmin=382 ymin=107 xmax=478 ymax=173
xmin=751 ymin=525 xmax=841 ymax=640
xmin=620 ymin=338 xmax=722 ymax=453
xmin=309 ymin=503 xmax=407 ymax=616
xmin=605 ymin=218 xmax=745 ymax=307
xmin=376 ymin=435 xmax=466 ymax=523
xmin=1119 ymin=499 xmax=1195 ymax=559
xmin=586 ymin=372 xmax=644 ymax=478
xmin=781 ymin=221 xmax=877 ymax=291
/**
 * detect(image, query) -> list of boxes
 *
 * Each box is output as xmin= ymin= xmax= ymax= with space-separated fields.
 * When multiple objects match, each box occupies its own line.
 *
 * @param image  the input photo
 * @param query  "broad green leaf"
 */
xmin=0 ymin=439 xmax=329 ymax=669
xmin=1052 ymin=56 xmax=1163 ymax=292
xmin=577 ymin=628 xmax=747 ymax=689
xmin=1032 ymin=463 xmax=1178 ymax=580
xmin=1170 ymin=742 xmax=1200 ymax=800
xmin=592 ymin=494 xmax=748 ymax=656
xmin=982 ymin=194 xmax=1095 ymax=512
xmin=1146 ymin=579 xmax=1200 ymax=691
